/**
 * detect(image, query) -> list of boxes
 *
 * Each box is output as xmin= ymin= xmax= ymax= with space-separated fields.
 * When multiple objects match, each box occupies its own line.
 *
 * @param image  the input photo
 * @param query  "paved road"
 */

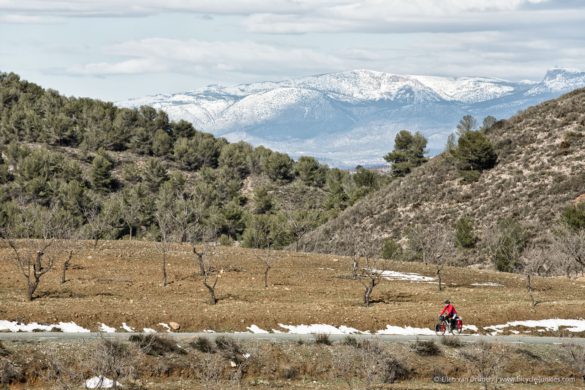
xmin=1 ymin=332 xmax=584 ymax=345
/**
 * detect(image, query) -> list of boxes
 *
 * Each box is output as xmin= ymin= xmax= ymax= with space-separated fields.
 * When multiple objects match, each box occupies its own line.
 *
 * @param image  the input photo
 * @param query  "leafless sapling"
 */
xmin=256 ymin=246 xmax=274 ymax=288
xmin=409 ymin=224 xmax=453 ymax=291
xmin=155 ymin=209 xmax=175 ymax=287
xmin=521 ymin=246 xmax=550 ymax=307
xmin=194 ymin=244 xmax=223 ymax=305
xmin=59 ymin=227 xmax=81 ymax=285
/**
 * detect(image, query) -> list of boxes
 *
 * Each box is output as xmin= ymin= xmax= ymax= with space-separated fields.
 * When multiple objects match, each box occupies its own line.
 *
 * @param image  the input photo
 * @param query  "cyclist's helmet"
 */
xmin=443 ymin=299 xmax=450 ymax=304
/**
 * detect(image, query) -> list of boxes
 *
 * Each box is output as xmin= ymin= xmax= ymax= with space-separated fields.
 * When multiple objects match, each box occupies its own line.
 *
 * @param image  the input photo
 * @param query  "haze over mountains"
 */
xmin=120 ymin=68 xmax=585 ymax=168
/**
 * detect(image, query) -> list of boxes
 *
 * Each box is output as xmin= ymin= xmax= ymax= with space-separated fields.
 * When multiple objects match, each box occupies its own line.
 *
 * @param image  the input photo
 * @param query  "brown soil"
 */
xmin=1 ymin=240 xmax=585 ymax=333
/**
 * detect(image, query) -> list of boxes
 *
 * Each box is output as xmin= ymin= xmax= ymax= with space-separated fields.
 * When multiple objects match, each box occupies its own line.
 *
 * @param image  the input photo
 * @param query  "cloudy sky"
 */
xmin=1 ymin=0 xmax=584 ymax=101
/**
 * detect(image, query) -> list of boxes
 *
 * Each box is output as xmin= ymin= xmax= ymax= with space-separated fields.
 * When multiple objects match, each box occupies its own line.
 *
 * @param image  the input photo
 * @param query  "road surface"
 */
xmin=1 ymin=332 xmax=584 ymax=345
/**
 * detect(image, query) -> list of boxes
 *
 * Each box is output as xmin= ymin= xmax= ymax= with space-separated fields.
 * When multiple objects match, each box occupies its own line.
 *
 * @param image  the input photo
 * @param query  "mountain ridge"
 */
xmin=119 ymin=68 xmax=585 ymax=167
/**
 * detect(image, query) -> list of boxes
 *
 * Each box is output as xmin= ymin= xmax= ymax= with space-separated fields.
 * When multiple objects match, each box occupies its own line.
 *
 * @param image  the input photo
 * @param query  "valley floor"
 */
xmin=1 ymin=240 xmax=585 ymax=335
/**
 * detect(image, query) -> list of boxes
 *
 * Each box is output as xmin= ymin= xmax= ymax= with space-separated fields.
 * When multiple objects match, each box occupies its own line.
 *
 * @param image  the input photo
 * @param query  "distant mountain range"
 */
xmin=119 ymin=68 xmax=585 ymax=167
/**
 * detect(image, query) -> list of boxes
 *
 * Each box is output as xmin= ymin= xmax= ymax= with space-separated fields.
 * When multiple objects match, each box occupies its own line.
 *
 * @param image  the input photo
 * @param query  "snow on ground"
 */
xmin=247 ymin=325 xmax=269 ymax=334
xmin=158 ymin=323 xmax=171 ymax=332
xmin=0 ymin=320 xmax=89 ymax=333
xmin=376 ymin=325 xmax=436 ymax=336
xmin=143 ymin=328 xmax=157 ymax=334
xmin=98 ymin=323 xmax=116 ymax=333
xmin=374 ymin=270 xmax=435 ymax=282
xmin=485 ymin=319 xmax=585 ymax=334
xmin=85 ymin=376 xmax=119 ymax=389
xmin=463 ymin=325 xmax=478 ymax=332
xmin=471 ymin=282 xmax=504 ymax=287
xmin=278 ymin=324 xmax=363 ymax=335
xmin=121 ymin=323 xmax=134 ymax=332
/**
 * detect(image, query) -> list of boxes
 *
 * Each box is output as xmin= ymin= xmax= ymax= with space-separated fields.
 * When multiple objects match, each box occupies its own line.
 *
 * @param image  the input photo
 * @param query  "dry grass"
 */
xmin=1 ymin=240 xmax=585 ymax=333
xmin=0 ymin=337 xmax=583 ymax=389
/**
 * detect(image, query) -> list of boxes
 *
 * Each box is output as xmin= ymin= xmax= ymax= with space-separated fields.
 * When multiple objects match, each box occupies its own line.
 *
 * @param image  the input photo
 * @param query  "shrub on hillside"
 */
xmin=487 ymin=218 xmax=528 ymax=272
xmin=455 ymin=216 xmax=477 ymax=249
xmin=410 ymin=340 xmax=441 ymax=356
xmin=561 ymin=203 xmax=585 ymax=231
xmin=381 ymin=238 xmax=403 ymax=260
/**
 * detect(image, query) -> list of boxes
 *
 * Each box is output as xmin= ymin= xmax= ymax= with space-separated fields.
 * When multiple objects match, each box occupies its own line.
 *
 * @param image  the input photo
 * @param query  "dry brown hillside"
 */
xmin=299 ymin=88 xmax=585 ymax=260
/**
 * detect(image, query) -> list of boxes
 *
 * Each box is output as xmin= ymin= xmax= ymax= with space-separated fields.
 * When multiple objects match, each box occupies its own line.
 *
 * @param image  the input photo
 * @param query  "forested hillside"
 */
xmin=300 ymin=88 xmax=585 ymax=269
xmin=0 ymin=72 xmax=385 ymax=247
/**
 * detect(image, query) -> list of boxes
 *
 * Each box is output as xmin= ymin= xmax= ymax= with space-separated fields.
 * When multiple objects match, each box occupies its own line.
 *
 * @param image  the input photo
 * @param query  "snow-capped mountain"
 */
xmin=119 ymin=68 xmax=585 ymax=167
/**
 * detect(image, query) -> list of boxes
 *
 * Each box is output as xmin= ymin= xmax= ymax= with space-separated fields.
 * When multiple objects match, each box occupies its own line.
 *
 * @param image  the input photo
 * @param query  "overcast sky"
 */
xmin=0 ymin=0 xmax=584 ymax=101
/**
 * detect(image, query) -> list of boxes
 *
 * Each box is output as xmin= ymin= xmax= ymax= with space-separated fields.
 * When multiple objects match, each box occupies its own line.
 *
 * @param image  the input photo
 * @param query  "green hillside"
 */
xmin=0 ymin=72 xmax=385 ymax=247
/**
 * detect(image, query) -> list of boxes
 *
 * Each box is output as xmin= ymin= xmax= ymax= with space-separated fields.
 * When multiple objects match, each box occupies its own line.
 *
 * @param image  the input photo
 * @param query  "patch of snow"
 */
xmin=278 ymin=324 xmax=362 ymax=335
xmin=85 ymin=376 xmax=119 ymax=389
xmin=376 ymin=325 xmax=436 ymax=336
xmin=158 ymin=323 xmax=171 ymax=332
xmin=0 ymin=320 xmax=89 ymax=333
xmin=243 ymin=353 xmax=251 ymax=359
xmin=485 ymin=319 xmax=585 ymax=334
xmin=463 ymin=325 xmax=478 ymax=332
xmin=98 ymin=323 xmax=116 ymax=333
xmin=143 ymin=328 xmax=157 ymax=334
xmin=375 ymin=270 xmax=435 ymax=282
xmin=203 ymin=330 xmax=216 ymax=333
xmin=471 ymin=282 xmax=504 ymax=287
xmin=121 ymin=323 xmax=134 ymax=332
xmin=247 ymin=325 xmax=269 ymax=334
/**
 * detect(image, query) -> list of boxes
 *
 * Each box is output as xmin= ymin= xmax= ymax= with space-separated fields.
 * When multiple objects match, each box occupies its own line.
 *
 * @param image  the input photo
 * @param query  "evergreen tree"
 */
xmin=383 ymin=130 xmax=428 ymax=177
xmin=456 ymin=115 xmax=477 ymax=137
xmin=90 ymin=151 xmax=115 ymax=193
xmin=265 ymin=152 xmax=294 ymax=183
xmin=152 ymin=129 xmax=173 ymax=157
xmin=452 ymin=130 xmax=497 ymax=172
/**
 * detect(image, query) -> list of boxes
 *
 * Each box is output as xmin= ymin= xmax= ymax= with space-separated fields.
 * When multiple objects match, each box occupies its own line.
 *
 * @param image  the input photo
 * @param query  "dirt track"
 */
xmin=1 ymin=331 xmax=585 ymax=346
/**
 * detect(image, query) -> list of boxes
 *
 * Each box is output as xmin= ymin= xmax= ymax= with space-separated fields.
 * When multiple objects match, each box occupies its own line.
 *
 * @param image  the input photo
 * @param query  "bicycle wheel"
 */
xmin=455 ymin=319 xmax=463 ymax=334
xmin=436 ymin=321 xmax=446 ymax=336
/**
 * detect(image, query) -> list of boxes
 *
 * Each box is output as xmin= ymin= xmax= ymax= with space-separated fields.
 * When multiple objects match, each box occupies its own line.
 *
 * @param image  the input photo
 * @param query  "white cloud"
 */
xmin=0 ymin=0 xmax=575 ymax=20
xmin=0 ymin=14 xmax=58 ymax=23
xmin=243 ymin=0 xmax=584 ymax=34
xmin=68 ymin=39 xmax=345 ymax=77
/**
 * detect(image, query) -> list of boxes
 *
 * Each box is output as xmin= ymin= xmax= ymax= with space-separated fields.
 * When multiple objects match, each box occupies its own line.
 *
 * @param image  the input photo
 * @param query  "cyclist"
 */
xmin=438 ymin=299 xmax=458 ymax=330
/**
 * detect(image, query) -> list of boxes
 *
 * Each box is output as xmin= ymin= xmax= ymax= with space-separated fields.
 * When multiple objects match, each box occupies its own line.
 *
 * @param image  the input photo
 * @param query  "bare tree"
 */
xmin=1 ymin=206 xmax=59 ymax=301
xmin=409 ymin=224 xmax=453 ymax=291
xmin=552 ymin=227 xmax=585 ymax=277
xmin=59 ymin=226 xmax=81 ymax=285
xmin=565 ymin=344 xmax=585 ymax=382
xmin=155 ymin=209 xmax=175 ymax=287
xmin=90 ymin=338 xmax=136 ymax=390
xmin=256 ymin=246 xmax=274 ymax=288
xmin=287 ymin=211 xmax=317 ymax=252
xmin=202 ymin=247 xmax=223 ymax=305
xmin=521 ymin=246 xmax=550 ymax=307
xmin=83 ymin=206 xmax=110 ymax=249
xmin=358 ymin=257 xmax=388 ymax=307
xmin=461 ymin=341 xmax=505 ymax=390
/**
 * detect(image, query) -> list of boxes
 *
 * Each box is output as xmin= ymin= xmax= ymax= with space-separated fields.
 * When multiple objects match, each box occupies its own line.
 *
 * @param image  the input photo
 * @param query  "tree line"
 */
xmin=0 ymin=72 xmax=385 ymax=249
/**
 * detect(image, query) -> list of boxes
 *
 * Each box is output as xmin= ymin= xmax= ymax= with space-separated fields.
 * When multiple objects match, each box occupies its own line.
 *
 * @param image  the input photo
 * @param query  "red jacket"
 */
xmin=440 ymin=304 xmax=457 ymax=317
